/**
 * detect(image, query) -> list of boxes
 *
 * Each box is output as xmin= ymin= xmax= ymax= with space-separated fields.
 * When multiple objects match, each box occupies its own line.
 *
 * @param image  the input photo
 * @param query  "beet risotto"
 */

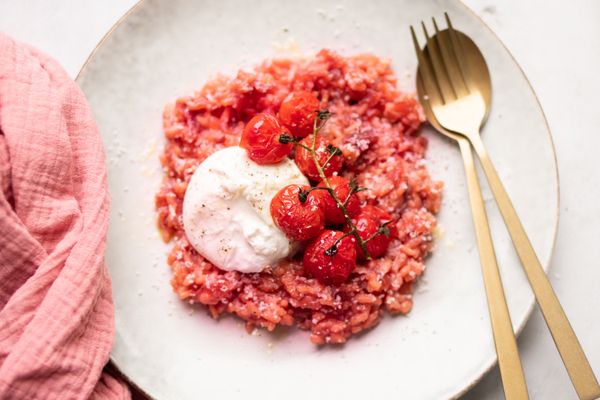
xmin=156 ymin=49 xmax=442 ymax=344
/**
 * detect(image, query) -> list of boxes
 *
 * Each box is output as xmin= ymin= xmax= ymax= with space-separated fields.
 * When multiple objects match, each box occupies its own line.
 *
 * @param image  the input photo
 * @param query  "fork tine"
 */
xmin=444 ymin=13 xmax=473 ymax=92
xmin=421 ymin=21 xmax=455 ymax=104
xmin=410 ymin=25 xmax=444 ymax=108
xmin=432 ymin=17 xmax=469 ymax=97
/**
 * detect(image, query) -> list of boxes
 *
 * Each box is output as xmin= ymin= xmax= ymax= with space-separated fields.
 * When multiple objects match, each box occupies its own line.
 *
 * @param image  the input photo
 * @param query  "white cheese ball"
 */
xmin=183 ymin=146 xmax=309 ymax=273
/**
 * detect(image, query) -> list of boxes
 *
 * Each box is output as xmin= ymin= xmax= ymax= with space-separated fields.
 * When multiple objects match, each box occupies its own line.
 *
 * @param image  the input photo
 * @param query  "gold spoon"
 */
xmin=417 ymin=69 xmax=528 ymax=398
xmin=413 ymin=13 xmax=600 ymax=400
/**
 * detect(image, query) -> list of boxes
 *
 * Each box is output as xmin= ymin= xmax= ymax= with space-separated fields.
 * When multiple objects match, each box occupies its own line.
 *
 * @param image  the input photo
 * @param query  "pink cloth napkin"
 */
xmin=0 ymin=34 xmax=130 ymax=399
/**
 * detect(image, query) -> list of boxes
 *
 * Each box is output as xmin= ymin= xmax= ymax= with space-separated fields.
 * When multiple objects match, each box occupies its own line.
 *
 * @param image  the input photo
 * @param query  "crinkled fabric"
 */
xmin=0 ymin=33 xmax=130 ymax=400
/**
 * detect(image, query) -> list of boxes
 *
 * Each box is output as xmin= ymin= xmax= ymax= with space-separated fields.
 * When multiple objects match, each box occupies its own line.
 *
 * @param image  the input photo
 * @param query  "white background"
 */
xmin=1 ymin=1 xmax=598 ymax=399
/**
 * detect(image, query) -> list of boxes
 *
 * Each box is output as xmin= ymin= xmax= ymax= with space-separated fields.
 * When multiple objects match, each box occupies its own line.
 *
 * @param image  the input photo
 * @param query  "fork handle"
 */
xmin=458 ymin=137 xmax=529 ymax=400
xmin=470 ymin=134 xmax=600 ymax=400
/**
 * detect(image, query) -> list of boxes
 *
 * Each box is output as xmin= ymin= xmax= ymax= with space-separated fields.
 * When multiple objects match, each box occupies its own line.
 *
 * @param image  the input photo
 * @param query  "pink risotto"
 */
xmin=155 ymin=49 xmax=442 ymax=344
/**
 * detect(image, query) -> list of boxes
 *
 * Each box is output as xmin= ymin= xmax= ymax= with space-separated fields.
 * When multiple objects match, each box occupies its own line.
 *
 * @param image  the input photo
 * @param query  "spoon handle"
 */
xmin=458 ymin=137 xmax=529 ymax=399
xmin=470 ymin=134 xmax=600 ymax=400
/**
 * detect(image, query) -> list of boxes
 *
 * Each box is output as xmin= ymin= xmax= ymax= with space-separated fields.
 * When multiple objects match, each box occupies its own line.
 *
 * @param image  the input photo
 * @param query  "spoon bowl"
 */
xmin=412 ymin=13 xmax=600 ymax=400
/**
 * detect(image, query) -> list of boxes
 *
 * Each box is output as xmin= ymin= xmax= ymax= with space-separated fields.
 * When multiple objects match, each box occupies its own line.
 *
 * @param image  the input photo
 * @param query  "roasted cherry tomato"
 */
xmin=270 ymin=184 xmax=324 ymax=241
xmin=303 ymin=230 xmax=357 ymax=284
xmin=240 ymin=113 xmax=292 ymax=164
xmin=360 ymin=205 xmax=398 ymax=239
xmin=294 ymin=135 xmax=343 ymax=181
xmin=278 ymin=91 xmax=320 ymax=138
xmin=347 ymin=212 xmax=392 ymax=259
xmin=313 ymin=176 xmax=360 ymax=225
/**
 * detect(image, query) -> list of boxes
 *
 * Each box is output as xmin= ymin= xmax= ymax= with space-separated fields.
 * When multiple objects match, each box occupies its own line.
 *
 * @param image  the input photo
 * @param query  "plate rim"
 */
xmin=75 ymin=1 xmax=560 ymax=398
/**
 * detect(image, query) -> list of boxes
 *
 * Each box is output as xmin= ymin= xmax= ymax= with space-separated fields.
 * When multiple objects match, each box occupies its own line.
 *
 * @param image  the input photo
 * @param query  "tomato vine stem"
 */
xmin=309 ymin=111 xmax=372 ymax=260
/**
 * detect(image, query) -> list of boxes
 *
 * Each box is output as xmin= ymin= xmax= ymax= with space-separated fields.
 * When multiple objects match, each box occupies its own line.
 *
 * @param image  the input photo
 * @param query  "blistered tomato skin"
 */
xmin=314 ymin=176 xmax=361 ymax=225
xmin=348 ymin=212 xmax=391 ymax=259
xmin=240 ymin=113 xmax=293 ymax=164
xmin=270 ymin=184 xmax=325 ymax=241
xmin=294 ymin=135 xmax=343 ymax=182
xmin=303 ymin=230 xmax=357 ymax=285
xmin=278 ymin=91 xmax=320 ymax=138
xmin=360 ymin=205 xmax=399 ymax=239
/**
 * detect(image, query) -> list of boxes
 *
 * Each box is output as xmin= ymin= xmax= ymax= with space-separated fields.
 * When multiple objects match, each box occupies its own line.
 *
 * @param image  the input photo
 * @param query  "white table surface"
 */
xmin=1 ymin=1 xmax=598 ymax=399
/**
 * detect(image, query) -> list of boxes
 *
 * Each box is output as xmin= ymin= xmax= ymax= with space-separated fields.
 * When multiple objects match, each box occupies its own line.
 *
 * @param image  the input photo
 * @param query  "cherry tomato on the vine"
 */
xmin=240 ymin=113 xmax=292 ymax=164
xmin=303 ymin=230 xmax=357 ymax=284
xmin=313 ymin=176 xmax=360 ymax=225
xmin=270 ymin=184 xmax=324 ymax=241
xmin=278 ymin=91 xmax=320 ymax=138
xmin=347 ymin=212 xmax=391 ymax=259
xmin=360 ymin=205 xmax=398 ymax=239
xmin=294 ymin=135 xmax=343 ymax=182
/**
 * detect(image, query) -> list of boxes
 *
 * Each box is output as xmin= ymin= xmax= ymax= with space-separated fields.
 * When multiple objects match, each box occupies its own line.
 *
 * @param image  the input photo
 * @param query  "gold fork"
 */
xmin=414 ymin=33 xmax=529 ymax=400
xmin=412 ymin=14 xmax=600 ymax=400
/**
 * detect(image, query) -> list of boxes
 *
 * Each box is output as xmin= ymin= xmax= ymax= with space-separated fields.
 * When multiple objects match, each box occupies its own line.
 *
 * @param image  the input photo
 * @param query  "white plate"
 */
xmin=77 ymin=0 xmax=558 ymax=399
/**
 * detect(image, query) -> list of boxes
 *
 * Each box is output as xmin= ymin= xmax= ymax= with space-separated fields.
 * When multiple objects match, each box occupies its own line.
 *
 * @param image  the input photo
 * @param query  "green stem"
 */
xmin=363 ymin=221 xmax=393 ymax=243
xmin=310 ymin=115 xmax=371 ymax=260
xmin=322 ymin=153 xmax=335 ymax=169
xmin=325 ymin=231 xmax=354 ymax=256
xmin=297 ymin=143 xmax=312 ymax=152
xmin=342 ymin=191 xmax=353 ymax=207
xmin=363 ymin=231 xmax=380 ymax=244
